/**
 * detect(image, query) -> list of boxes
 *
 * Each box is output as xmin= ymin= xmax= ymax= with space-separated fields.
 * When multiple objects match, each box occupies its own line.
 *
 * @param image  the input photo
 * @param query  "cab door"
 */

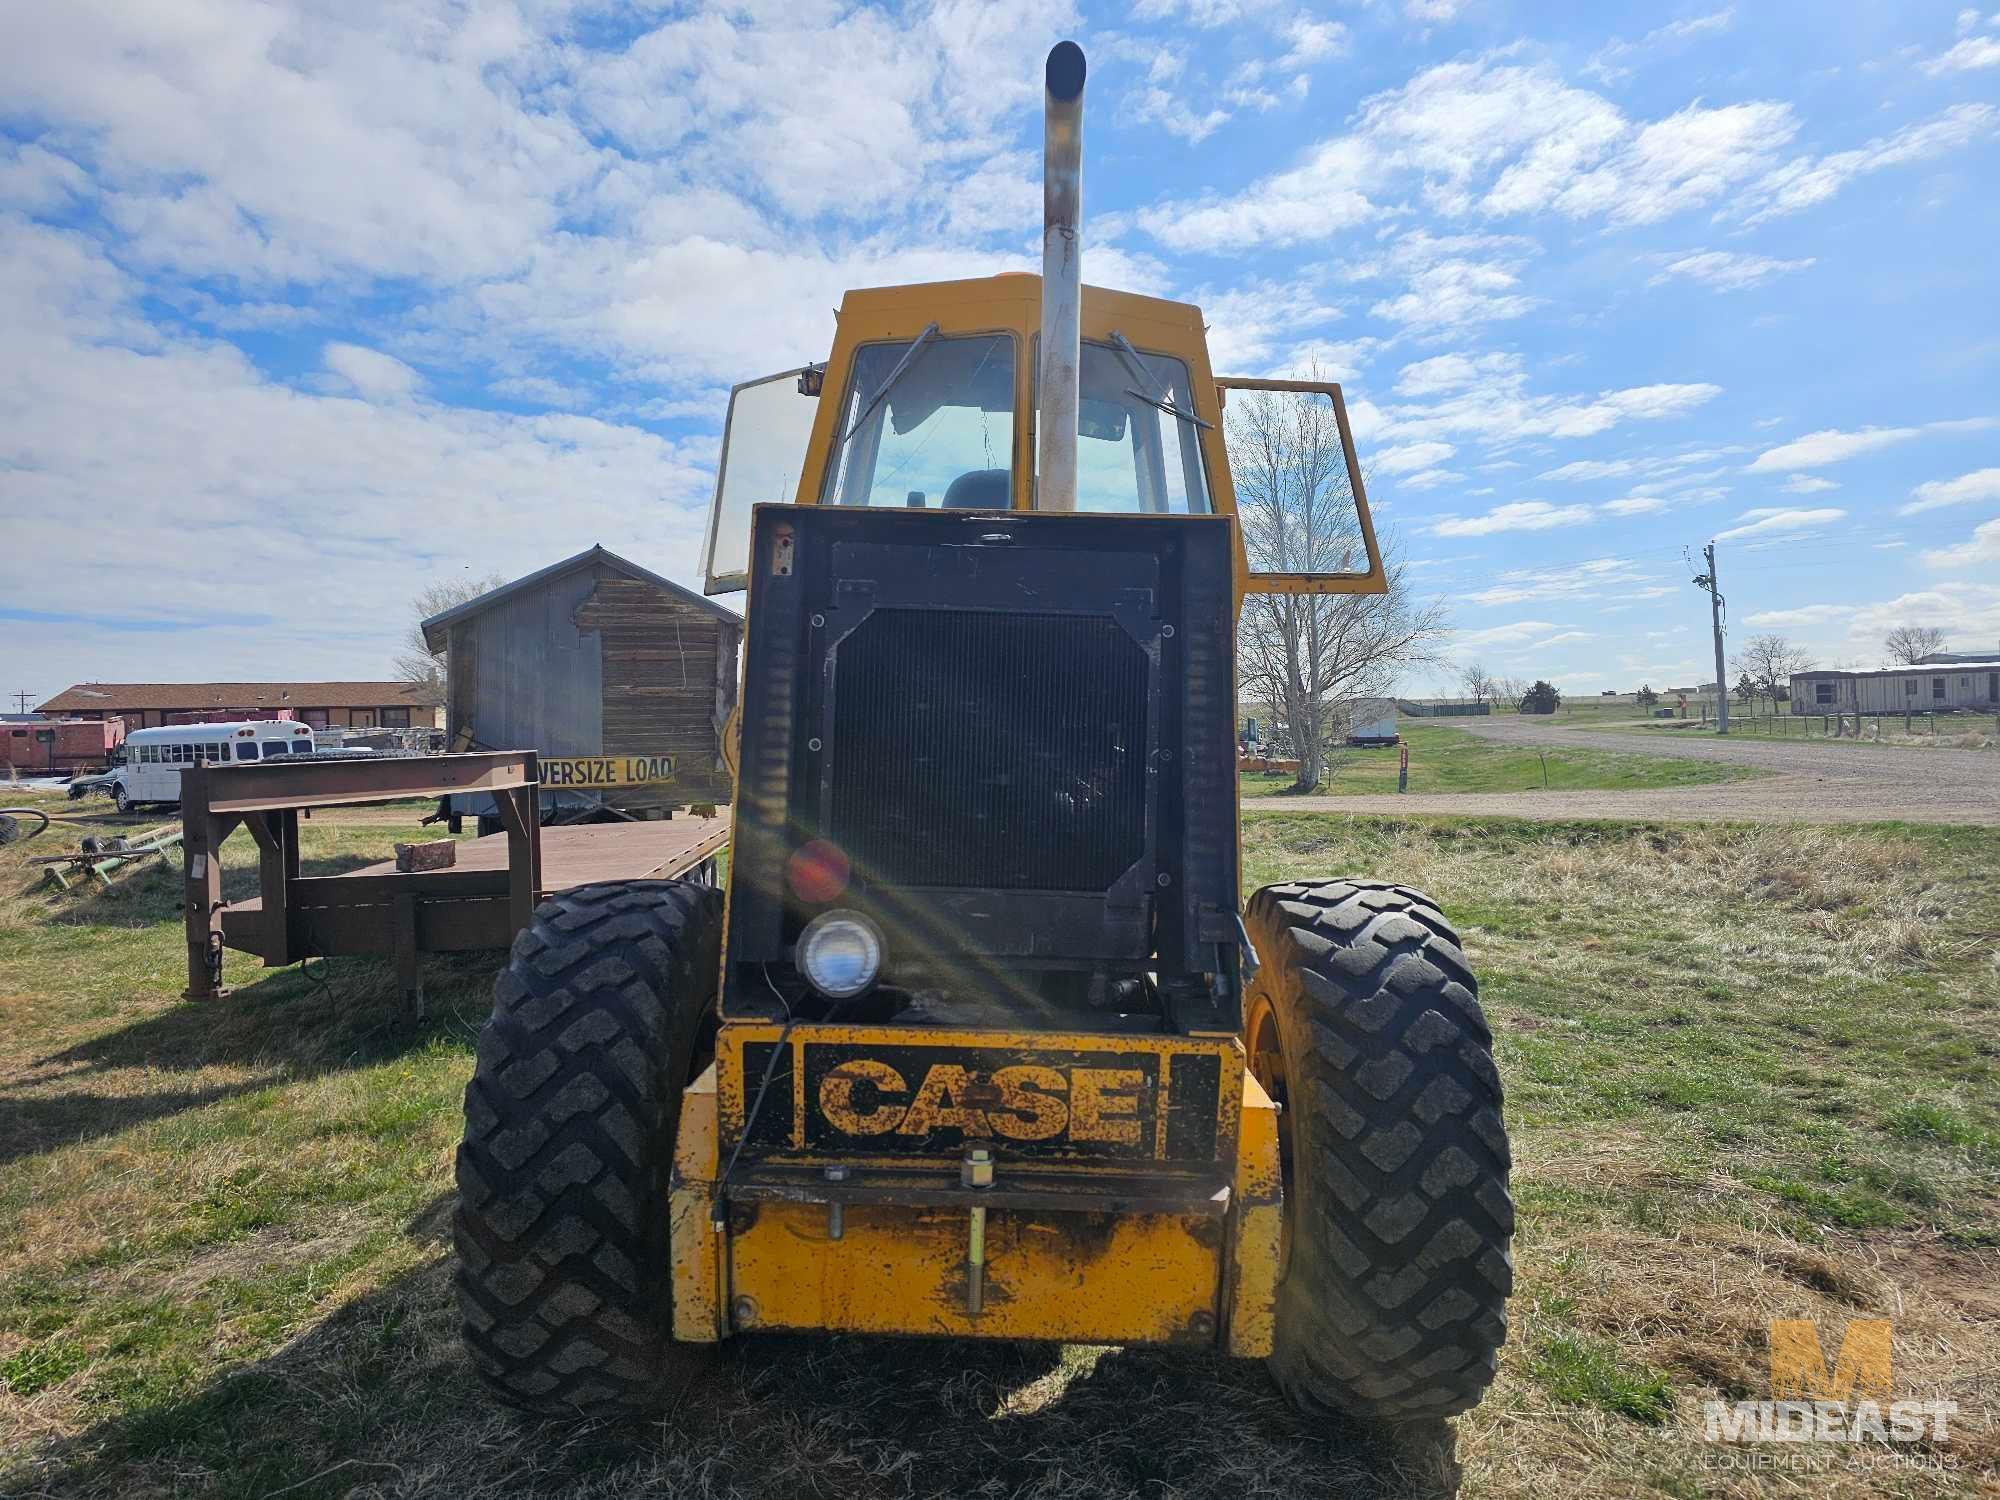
xmin=1215 ymin=378 xmax=1385 ymax=596
xmin=703 ymin=368 xmax=823 ymax=595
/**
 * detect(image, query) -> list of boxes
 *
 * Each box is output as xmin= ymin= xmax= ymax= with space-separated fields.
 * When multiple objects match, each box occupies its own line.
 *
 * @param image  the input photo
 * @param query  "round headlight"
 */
xmin=796 ymin=910 xmax=884 ymax=999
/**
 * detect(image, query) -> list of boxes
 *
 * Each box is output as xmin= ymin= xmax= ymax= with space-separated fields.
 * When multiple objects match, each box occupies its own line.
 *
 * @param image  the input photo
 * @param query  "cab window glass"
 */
xmin=704 ymin=369 xmax=823 ymax=595
xmin=823 ymin=334 xmax=1015 ymax=510
xmin=1040 ymin=342 xmax=1212 ymax=514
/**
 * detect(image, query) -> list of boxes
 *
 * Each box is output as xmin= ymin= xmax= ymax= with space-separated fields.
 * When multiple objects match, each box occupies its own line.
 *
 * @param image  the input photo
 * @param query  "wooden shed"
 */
xmin=422 ymin=546 xmax=740 ymax=820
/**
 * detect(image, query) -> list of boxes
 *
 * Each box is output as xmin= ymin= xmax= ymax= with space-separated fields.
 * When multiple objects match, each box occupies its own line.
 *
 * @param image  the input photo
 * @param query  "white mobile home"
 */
xmin=108 ymin=720 xmax=318 ymax=812
xmin=1790 ymin=660 xmax=2000 ymax=716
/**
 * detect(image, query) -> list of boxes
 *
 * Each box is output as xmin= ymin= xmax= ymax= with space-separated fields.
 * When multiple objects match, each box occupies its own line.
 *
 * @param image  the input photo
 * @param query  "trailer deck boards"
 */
xmin=226 ymin=817 xmax=730 ymax=917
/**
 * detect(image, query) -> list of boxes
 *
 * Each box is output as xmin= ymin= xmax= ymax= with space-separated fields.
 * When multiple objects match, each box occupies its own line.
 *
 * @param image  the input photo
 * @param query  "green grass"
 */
xmin=1 ymin=800 xmax=1996 ymax=1497
xmin=1240 ymin=720 xmax=1766 ymax=796
xmin=1526 ymin=1334 xmax=1675 ymax=1424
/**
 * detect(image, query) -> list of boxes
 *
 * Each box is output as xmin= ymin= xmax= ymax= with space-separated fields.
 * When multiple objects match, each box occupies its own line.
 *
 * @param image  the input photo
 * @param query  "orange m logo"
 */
xmin=1769 ymin=1318 xmax=1892 ymax=1402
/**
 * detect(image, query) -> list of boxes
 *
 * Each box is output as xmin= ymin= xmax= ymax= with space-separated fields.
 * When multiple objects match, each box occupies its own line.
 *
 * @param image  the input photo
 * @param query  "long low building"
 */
xmin=1791 ymin=659 xmax=2000 ymax=715
xmin=36 ymin=681 xmax=442 ymax=732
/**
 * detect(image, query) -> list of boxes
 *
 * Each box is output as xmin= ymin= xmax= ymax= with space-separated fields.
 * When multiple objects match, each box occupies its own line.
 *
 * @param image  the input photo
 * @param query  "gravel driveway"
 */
xmin=1261 ymin=715 xmax=2000 ymax=825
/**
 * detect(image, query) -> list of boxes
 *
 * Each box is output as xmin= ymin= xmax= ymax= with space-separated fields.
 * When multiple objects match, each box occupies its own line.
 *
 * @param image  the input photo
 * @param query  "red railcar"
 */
xmin=1 ymin=719 xmax=127 ymax=775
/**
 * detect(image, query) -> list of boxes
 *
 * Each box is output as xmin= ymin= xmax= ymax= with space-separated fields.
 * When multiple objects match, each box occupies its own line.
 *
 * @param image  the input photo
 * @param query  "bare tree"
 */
xmin=1494 ymin=674 xmax=1529 ymax=708
xmin=396 ymin=573 xmax=505 ymax=706
xmin=1458 ymin=662 xmax=1496 ymax=707
xmin=1231 ymin=385 xmax=1449 ymax=792
xmin=1883 ymin=624 xmax=1946 ymax=666
xmin=1732 ymin=632 xmax=1815 ymax=714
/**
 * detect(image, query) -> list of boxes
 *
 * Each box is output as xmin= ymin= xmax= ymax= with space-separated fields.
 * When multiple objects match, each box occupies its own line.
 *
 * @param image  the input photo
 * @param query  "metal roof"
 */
xmin=1795 ymin=661 xmax=2000 ymax=679
xmin=420 ymin=544 xmax=740 ymax=651
xmin=38 ymin=681 xmax=430 ymax=713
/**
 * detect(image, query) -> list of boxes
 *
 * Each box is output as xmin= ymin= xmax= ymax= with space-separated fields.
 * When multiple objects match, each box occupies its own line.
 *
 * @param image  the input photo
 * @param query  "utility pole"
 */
xmin=1691 ymin=542 xmax=1728 ymax=735
xmin=11 ymin=690 xmax=30 ymax=715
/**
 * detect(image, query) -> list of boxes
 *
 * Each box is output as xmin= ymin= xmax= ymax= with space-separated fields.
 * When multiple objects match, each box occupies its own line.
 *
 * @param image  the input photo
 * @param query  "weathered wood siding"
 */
xmin=575 ymin=575 xmax=738 ymax=804
xmin=445 ymin=564 xmax=606 ymax=757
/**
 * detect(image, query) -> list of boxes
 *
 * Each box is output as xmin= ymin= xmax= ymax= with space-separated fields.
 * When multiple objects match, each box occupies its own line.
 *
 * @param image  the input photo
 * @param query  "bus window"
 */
xmin=263 ymin=742 xmax=289 ymax=756
xmin=235 ymin=742 xmax=259 ymax=761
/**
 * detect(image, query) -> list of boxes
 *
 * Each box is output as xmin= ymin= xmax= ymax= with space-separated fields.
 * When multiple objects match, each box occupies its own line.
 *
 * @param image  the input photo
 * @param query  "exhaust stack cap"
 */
xmin=1046 ymin=39 xmax=1085 ymax=100
xmin=1037 ymin=41 xmax=1086 ymax=513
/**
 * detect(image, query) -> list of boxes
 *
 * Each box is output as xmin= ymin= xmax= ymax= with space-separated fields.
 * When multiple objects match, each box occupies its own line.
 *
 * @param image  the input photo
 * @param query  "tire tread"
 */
xmin=455 ymin=879 xmax=720 ymax=1415
xmin=1248 ymin=878 xmax=1513 ymax=1423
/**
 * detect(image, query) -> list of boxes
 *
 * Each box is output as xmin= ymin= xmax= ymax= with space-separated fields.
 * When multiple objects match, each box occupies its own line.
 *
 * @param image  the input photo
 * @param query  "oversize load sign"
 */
xmin=741 ymin=1041 xmax=1223 ymax=1163
xmin=539 ymin=754 xmax=678 ymax=789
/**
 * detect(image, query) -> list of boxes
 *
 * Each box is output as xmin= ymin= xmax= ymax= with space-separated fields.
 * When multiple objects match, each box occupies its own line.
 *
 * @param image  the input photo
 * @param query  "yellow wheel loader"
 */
xmin=455 ymin=42 xmax=1511 ymax=1426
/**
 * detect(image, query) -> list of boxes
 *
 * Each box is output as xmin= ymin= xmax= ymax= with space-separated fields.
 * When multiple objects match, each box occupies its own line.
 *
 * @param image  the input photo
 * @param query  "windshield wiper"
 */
xmin=1110 ymin=330 xmax=1212 ymax=430
xmin=841 ymin=322 xmax=941 ymax=444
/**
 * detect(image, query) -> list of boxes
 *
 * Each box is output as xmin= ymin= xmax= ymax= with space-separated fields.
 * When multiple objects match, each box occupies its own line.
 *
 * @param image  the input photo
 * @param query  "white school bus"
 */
xmin=108 ymin=720 xmax=317 ymax=812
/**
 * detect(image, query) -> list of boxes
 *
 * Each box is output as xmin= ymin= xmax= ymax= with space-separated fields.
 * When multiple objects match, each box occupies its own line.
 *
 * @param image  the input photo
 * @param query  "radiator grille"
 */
xmin=826 ymin=610 xmax=1149 ymax=890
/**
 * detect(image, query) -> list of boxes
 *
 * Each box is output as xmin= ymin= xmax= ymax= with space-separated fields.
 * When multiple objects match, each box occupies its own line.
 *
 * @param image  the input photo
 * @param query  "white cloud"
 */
xmin=1747 ymin=583 xmax=2000 ymax=655
xmin=1128 ymin=71 xmax=1234 ymax=144
xmin=1197 ymin=280 xmax=1344 ymax=370
xmin=1354 ymin=233 xmax=1540 ymax=332
xmin=1601 ymin=496 xmax=1666 ymax=515
xmin=1901 ymin=468 xmax=2000 ymax=516
xmin=1376 ymin=440 xmax=1457 ymax=473
xmin=1923 ymin=35 xmax=2000 ymax=74
xmin=324 ymin=343 xmax=422 ymax=403
xmin=1462 ymin=555 xmax=1654 ymax=606
xmin=1455 ymin=619 xmax=1559 ymax=648
xmin=1922 ymin=517 xmax=2000 ymax=569
xmin=1541 ymin=459 xmax=1636 ymax=481
xmin=1746 ymin=426 xmax=1921 ymax=472
xmin=1432 ymin=500 xmax=1594 ymax=536
xmin=1379 ymin=377 xmax=1721 ymax=448
xmin=1781 ymin=474 xmax=1838 ymax=494
xmin=1394 ymin=350 xmax=1521 ymax=397
xmin=1533 ymin=630 xmax=1593 ymax=647
xmin=1712 ymin=506 xmax=1845 ymax=541
xmin=1586 ymin=9 xmax=1735 ymax=85
xmin=1743 ymin=603 xmax=1848 ymax=627
xmin=1648 ymin=250 xmax=1815 ymax=291
xmin=1399 ymin=469 xmax=1465 ymax=490
xmin=1142 ymin=52 xmax=1991 ymax=256
xmin=1278 ymin=17 xmax=1348 ymax=67
xmin=1746 ymin=105 xmax=1999 ymax=224
xmin=1406 ymin=0 xmax=1468 ymax=22
xmin=1137 ymin=58 xmax=1793 ymax=252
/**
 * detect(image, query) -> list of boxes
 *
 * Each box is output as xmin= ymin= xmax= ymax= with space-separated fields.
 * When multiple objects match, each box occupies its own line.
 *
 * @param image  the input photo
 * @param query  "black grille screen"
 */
xmin=827 ymin=609 xmax=1149 ymax=890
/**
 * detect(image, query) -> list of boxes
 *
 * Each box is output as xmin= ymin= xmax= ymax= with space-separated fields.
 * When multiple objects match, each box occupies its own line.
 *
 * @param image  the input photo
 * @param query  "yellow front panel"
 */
xmin=729 ymin=1200 xmax=1222 ymax=1344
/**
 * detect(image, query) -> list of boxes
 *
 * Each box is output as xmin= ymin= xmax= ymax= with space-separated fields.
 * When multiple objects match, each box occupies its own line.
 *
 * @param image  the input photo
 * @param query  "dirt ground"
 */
xmin=1284 ymin=717 xmax=2000 ymax=825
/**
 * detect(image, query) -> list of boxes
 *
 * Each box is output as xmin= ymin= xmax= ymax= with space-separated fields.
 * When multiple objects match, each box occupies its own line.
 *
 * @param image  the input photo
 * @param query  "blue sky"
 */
xmin=3 ymin=0 xmax=1998 ymax=707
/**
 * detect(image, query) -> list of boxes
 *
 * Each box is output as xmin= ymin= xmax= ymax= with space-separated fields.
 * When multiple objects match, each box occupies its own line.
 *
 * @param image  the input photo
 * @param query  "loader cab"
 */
xmin=701 ymin=275 xmax=1386 ymax=601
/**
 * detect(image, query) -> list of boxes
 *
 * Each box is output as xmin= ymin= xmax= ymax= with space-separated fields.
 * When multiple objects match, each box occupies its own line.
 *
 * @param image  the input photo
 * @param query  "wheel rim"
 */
xmin=1245 ymin=989 xmax=1298 ymax=1283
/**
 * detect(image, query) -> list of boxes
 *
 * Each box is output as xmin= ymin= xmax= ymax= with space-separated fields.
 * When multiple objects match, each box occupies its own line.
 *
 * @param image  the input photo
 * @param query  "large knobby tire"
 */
xmin=1244 ymin=879 xmax=1513 ymax=1424
xmin=455 ymin=879 xmax=722 ymax=1415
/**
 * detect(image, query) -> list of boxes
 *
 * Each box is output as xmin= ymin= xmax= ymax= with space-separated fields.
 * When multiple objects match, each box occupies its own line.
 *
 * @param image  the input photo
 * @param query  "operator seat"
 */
xmin=942 ymin=469 xmax=1009 ymax=508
